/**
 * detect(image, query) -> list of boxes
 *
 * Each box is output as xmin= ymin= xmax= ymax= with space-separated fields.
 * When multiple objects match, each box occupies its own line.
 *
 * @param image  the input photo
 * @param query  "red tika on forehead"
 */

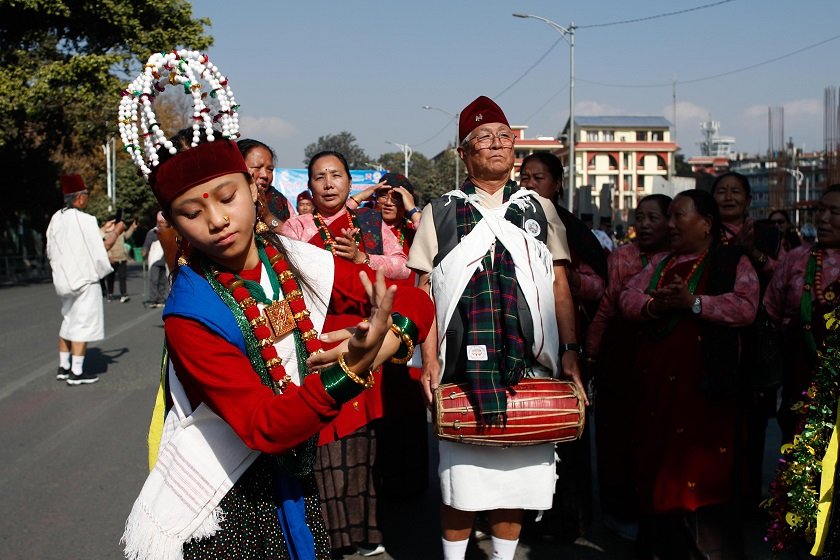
xmin=149 ymin=140 xmax=247 ymax=208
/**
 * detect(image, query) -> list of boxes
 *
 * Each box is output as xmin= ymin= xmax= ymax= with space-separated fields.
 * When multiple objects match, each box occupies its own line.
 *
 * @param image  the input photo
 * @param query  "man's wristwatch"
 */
xmin=691 ymin=295 xmax=702 ymax=315
xmin=560 ymin=343 xmax=582 ymax=354
xmin=406 ymin=207 xmax=422 ymax=219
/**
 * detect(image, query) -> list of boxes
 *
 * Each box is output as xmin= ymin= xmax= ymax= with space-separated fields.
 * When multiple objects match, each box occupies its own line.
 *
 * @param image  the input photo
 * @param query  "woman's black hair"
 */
xmin=675 ymin=189 xmax=722 ymax=246
xmin=825 ymin=184 xmax=840 ymax=196
xmin=307 ymin=151 xmax=351 ymax=185
xmin=637 ymin=194 xmax=672 ymax=216
xmin=156 ymin=126 xmax=203 ymax=167
xmin=237 ymin=138 xmax=276 ymax=163
xmin=521 ymin=152 xmax=564 ymax=204
xmin=768 ymin=209 xmax=791 ymax=224
xmin=712 ymin=171 xmax=751 ymax=197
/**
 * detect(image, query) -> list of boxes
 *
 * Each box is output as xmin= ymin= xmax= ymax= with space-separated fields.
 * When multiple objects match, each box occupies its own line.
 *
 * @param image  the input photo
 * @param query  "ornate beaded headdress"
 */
xmin=118 ymin=50 xmax=247 ymax=207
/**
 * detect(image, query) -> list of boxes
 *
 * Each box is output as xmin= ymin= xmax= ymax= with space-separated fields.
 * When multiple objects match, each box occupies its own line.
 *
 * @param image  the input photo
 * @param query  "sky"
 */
xmin=184 ymin=0 xmax=840 ymax=168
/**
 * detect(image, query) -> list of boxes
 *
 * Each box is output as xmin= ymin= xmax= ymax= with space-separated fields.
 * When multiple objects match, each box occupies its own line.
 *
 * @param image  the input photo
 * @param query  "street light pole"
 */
xmin=782 ymin=167 xmax=804 ymax=224
xmin=387 ymin=141 xmax=413 ymax=177
xmin=422 ymin=105 xmax=460 ymax=189
xmin=513 ymin=13 xmax=576 ymax=212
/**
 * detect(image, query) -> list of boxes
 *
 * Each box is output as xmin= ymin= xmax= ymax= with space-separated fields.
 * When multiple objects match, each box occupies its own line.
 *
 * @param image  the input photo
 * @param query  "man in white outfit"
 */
xmin=46 ymin=174 xmax=123 ymax=385
xmin=408 ymin=96 xmax=586 ymax=560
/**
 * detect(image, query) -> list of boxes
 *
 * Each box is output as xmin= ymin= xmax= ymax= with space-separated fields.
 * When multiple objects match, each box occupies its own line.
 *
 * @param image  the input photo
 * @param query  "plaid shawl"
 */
xmin=457 ymin=180 xmax=529 ymax=424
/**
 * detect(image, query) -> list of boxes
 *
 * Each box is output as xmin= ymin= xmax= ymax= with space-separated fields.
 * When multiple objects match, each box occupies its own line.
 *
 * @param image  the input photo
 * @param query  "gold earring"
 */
xmin=176 ymin=237 xmax=190 ymax=267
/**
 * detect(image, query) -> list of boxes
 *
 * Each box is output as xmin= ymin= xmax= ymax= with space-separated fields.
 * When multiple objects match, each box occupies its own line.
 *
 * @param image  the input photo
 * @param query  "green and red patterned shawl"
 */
xmin=456 ymin=180 xmax=529 ymax=424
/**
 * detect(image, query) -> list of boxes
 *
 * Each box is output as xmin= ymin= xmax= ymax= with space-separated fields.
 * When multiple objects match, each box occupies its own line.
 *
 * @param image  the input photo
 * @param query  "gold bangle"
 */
xmin=644 ymin=298 xmax=662 ymax=319
xmin=337 ymin=352 xmax=374 ymax=389
xmin=388 ymin=323 xmax=416 ymax=364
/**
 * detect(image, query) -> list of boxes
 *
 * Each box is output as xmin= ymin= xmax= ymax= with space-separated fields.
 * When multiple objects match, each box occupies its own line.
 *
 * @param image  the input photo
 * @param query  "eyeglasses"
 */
xmin=468 ymin=130 xmax=516 ymax=149
xmin=770 ymin=219 xmax=786 ymax=225
xmin=375 ymin=190 xmax=403 ymax=206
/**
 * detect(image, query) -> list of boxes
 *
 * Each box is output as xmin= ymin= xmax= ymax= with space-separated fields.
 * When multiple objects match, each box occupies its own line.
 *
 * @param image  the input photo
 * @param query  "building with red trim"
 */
xmin=560 ymin=116 xmax=678 ymax=217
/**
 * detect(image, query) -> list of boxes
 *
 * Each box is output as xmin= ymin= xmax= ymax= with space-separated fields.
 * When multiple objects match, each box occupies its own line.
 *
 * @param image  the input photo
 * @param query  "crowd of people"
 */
xmin=42 ymin=50 xmax=840 ymax=560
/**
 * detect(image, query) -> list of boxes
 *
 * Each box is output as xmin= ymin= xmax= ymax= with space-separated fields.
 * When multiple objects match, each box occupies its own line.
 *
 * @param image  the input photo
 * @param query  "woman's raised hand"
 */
xmin=307 ymin=269 xmax=396 ymax=373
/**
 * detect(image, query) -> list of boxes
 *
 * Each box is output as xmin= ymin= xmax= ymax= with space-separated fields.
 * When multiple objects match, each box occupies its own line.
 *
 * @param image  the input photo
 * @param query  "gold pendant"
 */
xmin=264 ymin=299 xmax=295 ymax=339
xmin=826 ymin=289 xmax=836 ymax=302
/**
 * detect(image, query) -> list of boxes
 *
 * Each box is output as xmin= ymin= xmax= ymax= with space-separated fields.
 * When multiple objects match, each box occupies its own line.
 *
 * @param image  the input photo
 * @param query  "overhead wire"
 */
xmin=578 ymin=0 xmax=736 ymax=29
xmin=575 ymin=31 xmax=840 ymax=89
xmin=513 ymin=0 xmax=737 ymax=123
xmin=410 ymin=117 xmax=456 ymax=149
xmin=495 ymin=36 xmax=565 ymax=100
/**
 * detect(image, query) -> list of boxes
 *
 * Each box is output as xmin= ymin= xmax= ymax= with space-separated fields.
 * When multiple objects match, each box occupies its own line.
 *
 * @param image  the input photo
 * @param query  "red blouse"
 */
xmin=165 ymin=257 xmax=433 ymax=455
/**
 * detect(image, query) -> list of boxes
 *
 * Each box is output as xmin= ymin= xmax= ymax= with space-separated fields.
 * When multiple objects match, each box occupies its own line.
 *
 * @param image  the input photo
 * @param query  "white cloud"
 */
xmin=664 ymin=101 xmax=710 ymax=122
xmin=238 ymin=115 xmax=297 ymax=143
xmin=783 ymin=98 xmax=822 ymax=118
xmin=742 ymin=99 xmax=820 ymax=121
xmin=574 ymin=100 xmax=624 ymax=116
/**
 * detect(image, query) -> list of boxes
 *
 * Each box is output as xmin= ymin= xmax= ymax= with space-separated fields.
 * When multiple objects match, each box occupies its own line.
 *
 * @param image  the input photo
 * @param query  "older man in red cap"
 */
xmin=46 ymin=175 xmax=124 ymax=385
xmin=408 ymin=96 xmax=585 ymax=560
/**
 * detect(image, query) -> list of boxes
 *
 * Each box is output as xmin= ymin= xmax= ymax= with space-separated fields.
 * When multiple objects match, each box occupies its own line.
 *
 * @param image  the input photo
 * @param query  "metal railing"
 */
xmin=0 ymin=255 xmax=50 ymax=285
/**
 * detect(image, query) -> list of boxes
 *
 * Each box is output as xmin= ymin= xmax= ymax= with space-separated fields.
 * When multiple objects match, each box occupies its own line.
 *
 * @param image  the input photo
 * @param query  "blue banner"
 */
xmin=272 ymin=169 xmax=387 ymax=201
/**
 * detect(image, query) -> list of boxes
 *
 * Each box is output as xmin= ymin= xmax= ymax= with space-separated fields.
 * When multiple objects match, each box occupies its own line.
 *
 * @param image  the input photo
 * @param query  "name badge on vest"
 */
xmin=467 ymin=345 xmax=489 ymax=361
xmin=524 ymin=218 xmax=542 ymax=237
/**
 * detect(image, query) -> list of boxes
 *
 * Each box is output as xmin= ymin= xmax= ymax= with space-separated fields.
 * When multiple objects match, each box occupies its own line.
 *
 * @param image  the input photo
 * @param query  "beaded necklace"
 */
xmin=202 ymin=237 xmax=321 ymax=475
xmin=646 ymin=249 xmax=710 ymax=339
xmin=652 ymin=249 xmax=709 ymax=290
xmin=800 ymin=247 xmax=836 ymax=356
xmin=313 ymin=209 xmax=361 ymax=254
xmin=392 ymin=218 xmax=411 ymax=251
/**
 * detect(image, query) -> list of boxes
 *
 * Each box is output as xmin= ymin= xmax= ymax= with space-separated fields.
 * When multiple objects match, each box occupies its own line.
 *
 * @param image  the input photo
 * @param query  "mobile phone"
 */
xmin=115 ymin=208 xmax=124 ymax=223
xmin=753 ymin=219 xmax=781 ymax=259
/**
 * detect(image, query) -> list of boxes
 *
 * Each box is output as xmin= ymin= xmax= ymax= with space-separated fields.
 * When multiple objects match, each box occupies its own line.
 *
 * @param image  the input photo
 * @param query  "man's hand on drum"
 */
xmin=561 ymin=352 xmax=589 ymax=406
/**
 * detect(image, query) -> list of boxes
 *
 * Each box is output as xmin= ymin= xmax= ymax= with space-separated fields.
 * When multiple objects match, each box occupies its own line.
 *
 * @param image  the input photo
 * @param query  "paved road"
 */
xmin=0 ymin=264 xmax=797 ymax=559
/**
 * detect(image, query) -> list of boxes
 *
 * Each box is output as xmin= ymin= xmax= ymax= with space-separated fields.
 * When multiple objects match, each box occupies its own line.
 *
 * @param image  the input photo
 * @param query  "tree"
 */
xmin=376 ymin=147 xmax=456 ymax=205
xmin=303 ymin=132 xmax=371 ymax=169
xmin=674 ymin=151 xmax=693 ymax=177
xmin=0 ymin=0 xmax=212 ymax=235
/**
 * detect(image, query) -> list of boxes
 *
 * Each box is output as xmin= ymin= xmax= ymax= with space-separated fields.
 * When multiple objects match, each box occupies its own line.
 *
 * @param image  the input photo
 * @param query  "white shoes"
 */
xmin=356 ymin=544 xmax=386 ymax=557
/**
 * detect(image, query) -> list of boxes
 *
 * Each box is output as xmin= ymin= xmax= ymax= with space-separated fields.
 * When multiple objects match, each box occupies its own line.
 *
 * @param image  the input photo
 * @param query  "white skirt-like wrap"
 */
xmin=438 ymin=440 xmax=556 ymax=511
xmin=59 ymin=282 xmax=105 ymax=342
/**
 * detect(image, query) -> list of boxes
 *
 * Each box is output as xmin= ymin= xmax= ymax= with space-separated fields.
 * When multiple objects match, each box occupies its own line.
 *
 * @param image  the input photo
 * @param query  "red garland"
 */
xmin=213 ymin=241 xmax=322 ymax=390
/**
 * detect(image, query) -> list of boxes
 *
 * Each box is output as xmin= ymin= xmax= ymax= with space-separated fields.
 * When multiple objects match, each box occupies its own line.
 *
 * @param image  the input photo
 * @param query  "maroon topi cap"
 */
xmin=458 ymin=96 xmax=509 ymax=143
xmin=148 ymin=140 xmax=248 ymax=209
xmin=60 ymin=174 xmax=87 ymax=195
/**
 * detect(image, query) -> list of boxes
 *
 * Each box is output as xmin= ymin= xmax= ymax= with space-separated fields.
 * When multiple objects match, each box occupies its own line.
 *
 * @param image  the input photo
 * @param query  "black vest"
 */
xmin=430 ymin=192 xmax=550 ymax=382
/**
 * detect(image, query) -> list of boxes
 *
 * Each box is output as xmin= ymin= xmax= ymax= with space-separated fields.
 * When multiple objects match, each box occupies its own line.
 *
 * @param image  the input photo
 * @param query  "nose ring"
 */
xmin=223 ymin=215 xmax=230 ymax=224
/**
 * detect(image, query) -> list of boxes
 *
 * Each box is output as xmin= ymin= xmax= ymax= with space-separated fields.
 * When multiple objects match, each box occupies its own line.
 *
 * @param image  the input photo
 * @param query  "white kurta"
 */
xmin=46 ymin=207 xmax=112 ymax=341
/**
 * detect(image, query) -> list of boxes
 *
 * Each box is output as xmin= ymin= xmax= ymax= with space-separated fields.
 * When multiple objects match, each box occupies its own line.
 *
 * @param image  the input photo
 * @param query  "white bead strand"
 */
xmin=117 ymin=49 xmax=241 ymax=178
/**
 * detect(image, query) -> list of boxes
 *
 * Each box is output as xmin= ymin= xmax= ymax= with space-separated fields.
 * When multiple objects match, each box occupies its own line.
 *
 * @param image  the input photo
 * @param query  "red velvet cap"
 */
xmin=297 ymin=190 xmax=313 ymax=203
xmin=149 ymin=140 xmax=248 ymax=208
xmin=458 ymin=96 xmax=509 ymax=143
xmin=60 ymin=174 xmax=87 ymax=195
